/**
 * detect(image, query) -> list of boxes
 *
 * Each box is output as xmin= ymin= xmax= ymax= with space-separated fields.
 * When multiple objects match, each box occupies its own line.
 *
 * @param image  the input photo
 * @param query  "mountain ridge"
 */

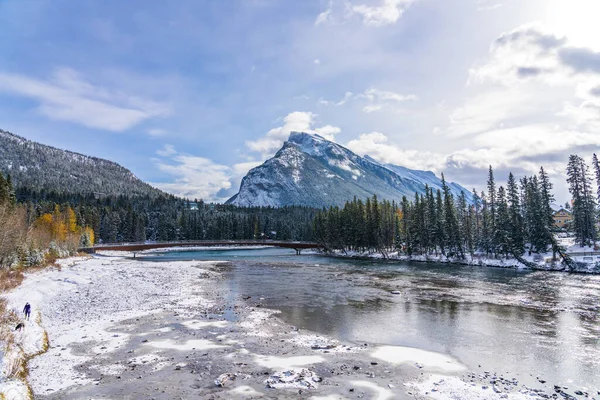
xmin=227 ymin=132 xmax=472 ymax=208
xmin=0 ymin=129 xmax=165 ymax=198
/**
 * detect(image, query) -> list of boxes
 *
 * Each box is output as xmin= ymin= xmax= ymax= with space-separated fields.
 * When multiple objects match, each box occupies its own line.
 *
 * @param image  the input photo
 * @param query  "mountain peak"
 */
xmin=228 ymin=131 xmax=472 ymax=208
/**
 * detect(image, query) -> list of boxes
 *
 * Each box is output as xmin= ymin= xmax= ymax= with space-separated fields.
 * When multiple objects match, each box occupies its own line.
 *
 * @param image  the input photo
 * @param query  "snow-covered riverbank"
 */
xmin=0 ymin=255 xmax=587 ymax=399
xmin=324 ymin=249 xmax=600 ymax=274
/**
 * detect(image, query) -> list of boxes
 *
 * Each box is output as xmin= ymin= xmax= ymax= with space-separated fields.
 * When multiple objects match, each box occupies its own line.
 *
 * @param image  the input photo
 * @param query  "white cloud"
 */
xmin=233 ymin=161 xmax=263 ymax=176
xmin=351 ymin=0 xmax=415 ymax=27
xmin=345 ymin=126 xmax=591 ymax=194
xmin=359 ymin=87 xmax=417 ymax=113
xmin=147 ymin=128 xmax=168 ymax=137
xmin=318 ymin=91 xmax=353 ymax=106
xmin=315 ymin=0 xmax=333 ymax=25
xmin=0 ymin=68 xmax=170 ymax=131
xmin=361 ymin=87 xmax=417 ymax=102
xmin=245 ymin=111 xmax=341 ymax=157
xmin=446 ymin=24 xmax=600 ymax=138
xmin=476 ymin=0 xmax=511 ymax=11
xmin=314 ymin=125 xmax=341 ymax=141
xmin=315 ymin=0 xmax=416 ymax=27
xmin=156 ymin=144 xmax=177 ymax=157
xmin=152 ymin=152 xmax=232 ymax=201
xmin=363 ymin=104 xmax=383 ymax=113
xmin=346 ymin=132 xmax=442 ymax=170
xmin=318 ymin=88 xmax=415 ymax=112
xmin=151 ymin=145 xmax=263 ymax=201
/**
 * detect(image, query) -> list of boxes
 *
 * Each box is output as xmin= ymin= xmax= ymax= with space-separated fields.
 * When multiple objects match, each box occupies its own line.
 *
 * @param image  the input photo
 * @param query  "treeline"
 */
xmin=567 ymin=154 xmax=600 ymax=247
xmin=15 ymin=188 xmax=317 ymax=245
xmin=0 ymin=172 xmax=90 ymax=268
xmin=315 ymin=155 xmax=600 ymax=258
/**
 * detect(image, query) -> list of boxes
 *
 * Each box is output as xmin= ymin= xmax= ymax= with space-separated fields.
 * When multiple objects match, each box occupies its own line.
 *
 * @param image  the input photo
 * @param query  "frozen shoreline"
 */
xmin=0 ymin=255 xmax=575 ymax=399
xmin=323 ymin=249 xmax=600 ymax=274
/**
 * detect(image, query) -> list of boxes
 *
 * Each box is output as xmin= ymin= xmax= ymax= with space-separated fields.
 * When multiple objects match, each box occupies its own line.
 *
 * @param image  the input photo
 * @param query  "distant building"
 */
xmin=553 ymin=208 xmax=572 ymax=228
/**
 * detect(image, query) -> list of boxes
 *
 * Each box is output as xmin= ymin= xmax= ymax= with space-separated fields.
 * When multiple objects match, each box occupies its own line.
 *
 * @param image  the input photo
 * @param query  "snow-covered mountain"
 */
xmin=227 ymin=132 xmax=472 ymax=208
xmin=0 ymin=129 xmax=164 ymax=197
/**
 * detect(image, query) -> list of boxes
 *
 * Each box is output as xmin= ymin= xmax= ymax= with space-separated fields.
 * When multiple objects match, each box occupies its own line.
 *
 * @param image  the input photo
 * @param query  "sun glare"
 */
xmin=545 ymin=0 xmax=600 ymax=49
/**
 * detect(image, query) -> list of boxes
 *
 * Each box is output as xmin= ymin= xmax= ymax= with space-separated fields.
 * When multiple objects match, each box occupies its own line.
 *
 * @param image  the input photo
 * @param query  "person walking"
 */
xmin=23 ymin=302 xmax=31 ymax=320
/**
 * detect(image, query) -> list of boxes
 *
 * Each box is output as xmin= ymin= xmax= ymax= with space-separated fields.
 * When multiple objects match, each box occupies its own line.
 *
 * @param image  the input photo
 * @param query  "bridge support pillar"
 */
xmin=294 ymin=248 xmax=302 ymax=255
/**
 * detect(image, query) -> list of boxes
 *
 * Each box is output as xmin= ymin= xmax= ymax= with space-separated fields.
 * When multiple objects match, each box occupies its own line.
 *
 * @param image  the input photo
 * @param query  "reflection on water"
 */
xmin=144 ymin=247 xmax=600 ymax=390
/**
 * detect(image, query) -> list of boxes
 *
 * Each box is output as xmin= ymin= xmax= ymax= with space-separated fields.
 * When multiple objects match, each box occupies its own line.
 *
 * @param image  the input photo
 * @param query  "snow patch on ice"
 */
xmin=91 ymin=363 xmax=128 ymax=376
xmin=371 ymin=346 xmax=466 ymax=373
xmin=144 ymin=338 xmax=226 ymax=351
xmin=182 ymin=319 xmax=228 ymax=330
xmin=254 ymin=355 xmax=324 ymax=369
xmin=414 ymin=374 xmax=538 ymax=400
xmin=229 ymin=385 xmax=264 ymax=396
xmin=350 ymin=381 xmax=394 ymax=400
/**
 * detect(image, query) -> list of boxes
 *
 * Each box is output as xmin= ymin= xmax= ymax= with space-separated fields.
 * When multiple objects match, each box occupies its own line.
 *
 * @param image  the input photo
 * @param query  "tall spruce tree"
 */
xmin=495 ymin=186 xmax=511 ymax=257
xmin=538 ymin=167 xmax=555 ymax=229
xmin=441 ymin=174 xmax=462 ymax=256
xmin=506 ymin=173 xmax=525 ymax=255
xmin=566 ymin=155 xmax=597 ymax=247
xmin=593 ymin=153 xmax=600 ymax=202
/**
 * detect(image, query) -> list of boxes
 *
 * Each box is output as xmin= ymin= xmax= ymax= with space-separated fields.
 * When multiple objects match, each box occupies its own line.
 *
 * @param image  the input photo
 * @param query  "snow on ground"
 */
xmin=253 ymin=354 xmax=325 ymax=369
xmin=238 ymin=309 xmax=281 ymax=337
xmin=0 ymin=255 xmax=220 ymax=398
xmin=0 ymin=379 xmax=30 ymax=400
xmin=0 ymin=254 xmax=564 ymax=400
xmin=181 ymin=319 xmax=228 ymax=330
xmin=350 ymin=381 xmax=394 ymax=400
xmin=333 ymin=246 xmax=600 ymax=273
xmin=413 ymin=375 xmax=546 ymax=400
xmin=372 ymin=346 xmax=466 ymax=373
xmin=143 ymin=338 xmax=226 ymax=351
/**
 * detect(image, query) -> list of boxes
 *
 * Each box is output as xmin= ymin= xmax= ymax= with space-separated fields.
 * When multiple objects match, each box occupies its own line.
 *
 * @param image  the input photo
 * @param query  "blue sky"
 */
xmin=1 ymin=0 xmax=599 ymax=202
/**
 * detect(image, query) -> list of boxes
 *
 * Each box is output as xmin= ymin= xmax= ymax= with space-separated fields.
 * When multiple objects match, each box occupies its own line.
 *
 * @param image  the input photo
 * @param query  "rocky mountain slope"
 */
xmin=0 ymin=129 xmax=163 ymax=197
xmin=227 ymin=132 xmax=472 ymax=208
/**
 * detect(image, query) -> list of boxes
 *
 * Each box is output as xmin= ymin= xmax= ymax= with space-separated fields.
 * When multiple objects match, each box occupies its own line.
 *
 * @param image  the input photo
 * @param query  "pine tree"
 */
xmin=441 ymin=174 xmax=462 ymax=257
xmin=567 ymin=155 xmax=597 ymax=247
xmin=495 ymin=186 xmax=511 ymax=257
xmin=538 ymin=167 xmax=555 ymax=229
xmin=506 ymin=172 xmax=524 ymax=255
xmin=6 ymin=174 xmax=16 ymax=205
xmin=434 ymin=189 xmax=445 ymax=255
xmin=487 ymin=166 xmax=497 ymax=254
xmin=593 ymin=153 xmax=600 ymax=202
xmin=0 ymin=172 xmax=8 ymax=205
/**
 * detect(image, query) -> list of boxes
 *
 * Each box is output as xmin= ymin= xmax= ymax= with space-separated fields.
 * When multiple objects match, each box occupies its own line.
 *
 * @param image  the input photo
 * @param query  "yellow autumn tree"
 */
xmin=66 ymin=207 xmax=78 ymax=233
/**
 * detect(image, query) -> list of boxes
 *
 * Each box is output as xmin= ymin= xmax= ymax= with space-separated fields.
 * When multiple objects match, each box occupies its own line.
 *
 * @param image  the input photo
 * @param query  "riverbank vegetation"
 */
xmin=0 ymin=172 xmax=91 ymax=269
xmin=314 ymin=155 xmax=600 ymax=265
xmin=16 ymin=188 xmax=317 ymax=244
xmin=3 ymin=154 xmax=600 ymax=269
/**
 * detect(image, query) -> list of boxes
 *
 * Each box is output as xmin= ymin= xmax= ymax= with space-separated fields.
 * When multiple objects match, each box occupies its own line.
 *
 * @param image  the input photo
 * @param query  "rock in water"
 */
xmin=214 ymin=373 xmax=236 ymax=387
xmin=265 ymin=369 xmax=320 ymax=390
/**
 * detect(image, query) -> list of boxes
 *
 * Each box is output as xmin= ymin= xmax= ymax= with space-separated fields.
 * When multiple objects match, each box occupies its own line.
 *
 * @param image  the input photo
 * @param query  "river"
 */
xmin=140 ymin=247 xmax=600 ymax=391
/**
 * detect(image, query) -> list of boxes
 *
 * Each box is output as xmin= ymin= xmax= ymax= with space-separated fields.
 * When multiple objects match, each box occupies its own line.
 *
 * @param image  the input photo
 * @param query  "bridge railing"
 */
xmin=93 ymin=239 xmax=318 ymax=248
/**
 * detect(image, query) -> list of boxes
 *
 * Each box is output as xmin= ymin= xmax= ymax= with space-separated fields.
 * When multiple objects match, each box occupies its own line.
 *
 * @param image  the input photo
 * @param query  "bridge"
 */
xmin=79 ymin=240 xmax=322 ymax=255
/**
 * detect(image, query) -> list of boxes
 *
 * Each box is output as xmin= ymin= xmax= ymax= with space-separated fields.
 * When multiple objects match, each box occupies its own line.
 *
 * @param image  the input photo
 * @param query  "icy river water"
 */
xmin=142 ymin=247 xmax=600 ymax=391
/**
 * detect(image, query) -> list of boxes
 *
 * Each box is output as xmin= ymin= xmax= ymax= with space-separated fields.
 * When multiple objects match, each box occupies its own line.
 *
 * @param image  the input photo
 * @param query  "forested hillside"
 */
xmin=17 ymin=188 xmax=317 ymax=244
xmin=0 ymin=129 xmax=163 ymax=198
